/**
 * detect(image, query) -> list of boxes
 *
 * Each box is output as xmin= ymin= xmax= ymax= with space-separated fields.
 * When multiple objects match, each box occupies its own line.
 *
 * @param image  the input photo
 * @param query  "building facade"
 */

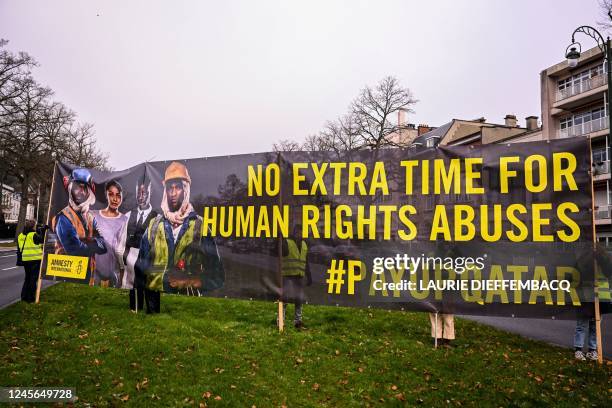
xmin=540 ymin=45 xmax=610 ymax=246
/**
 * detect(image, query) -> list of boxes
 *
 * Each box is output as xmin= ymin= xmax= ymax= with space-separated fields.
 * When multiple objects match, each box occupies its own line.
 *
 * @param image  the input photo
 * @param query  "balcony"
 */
xmin=556 ymin=75 xmax=608 ymax=102
xmin=593 ymin=159 xmax=610 ymax=181
xmin=558 ymin=117 xmax=609 ymax=139
xmin=595 ymin=205 xmax=612 ymax=225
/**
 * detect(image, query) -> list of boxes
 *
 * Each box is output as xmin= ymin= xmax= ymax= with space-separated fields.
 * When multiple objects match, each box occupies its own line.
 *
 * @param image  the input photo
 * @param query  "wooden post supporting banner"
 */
xmin=35 ymin=163 xmax=57 ymax=304
xmin=277 ymin=153 xmax=284 ymax=333
xmin=594 ymin=283 xmax=603 ymax=363
xmin=278 ymin=301 xmax=284 ymax=332
xmin=588 ymin=143 xmax=603 ymax=364
xmin=434 ymin=312 xmax=439 ymax=349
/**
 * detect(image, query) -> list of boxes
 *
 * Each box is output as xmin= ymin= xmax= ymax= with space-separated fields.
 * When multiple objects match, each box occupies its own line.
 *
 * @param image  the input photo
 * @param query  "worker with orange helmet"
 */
xmin=136 ymin=161 xmax=224 ymax=313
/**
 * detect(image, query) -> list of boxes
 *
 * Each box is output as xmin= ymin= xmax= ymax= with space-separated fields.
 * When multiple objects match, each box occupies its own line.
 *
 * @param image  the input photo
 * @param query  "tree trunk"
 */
xmin=39 ymin=181 xmax=52 ymax=224
xmin=15 ymin=175 xmax=30 ymax=240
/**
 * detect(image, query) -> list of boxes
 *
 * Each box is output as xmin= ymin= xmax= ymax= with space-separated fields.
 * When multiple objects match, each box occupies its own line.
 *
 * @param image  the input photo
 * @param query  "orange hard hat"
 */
xmin=163 ymin=161 xmax=191 ymax=184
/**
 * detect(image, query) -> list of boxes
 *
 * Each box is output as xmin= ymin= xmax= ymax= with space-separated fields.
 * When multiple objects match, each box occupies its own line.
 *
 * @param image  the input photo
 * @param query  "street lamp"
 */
xmin=565 ymin=45 xmax=580 ymax=68
xmin=565 ymin=25 xmax=612 ymax=134
xmin=564 ymin=25 xmax=611 ymax=364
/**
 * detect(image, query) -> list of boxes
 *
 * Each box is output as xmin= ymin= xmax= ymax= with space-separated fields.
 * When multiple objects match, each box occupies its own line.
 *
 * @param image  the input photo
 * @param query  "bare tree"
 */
xmin=350 ymin=76 xmax=417 ymax=149
xmin=273 ymin=76 xmax=417 ymax=152
xmin=0 ymin=77 xmax=55 ymax=235
xmin=0 ymin=77 xmax=109 ymax=236
xmin=0 ymin=39 xmax=36 ymax=107
xmin=273 ymin=139 xmax=302 ymax=152
xmin=598 ymin=0 xmax=612 ymax=32
xmin=0 ymin=42 xmax=109 ymax=235
xmin=319 ymin=114 xmax=363 ymax=153
xmin=63 ymin=122 xmax=110 ymax=170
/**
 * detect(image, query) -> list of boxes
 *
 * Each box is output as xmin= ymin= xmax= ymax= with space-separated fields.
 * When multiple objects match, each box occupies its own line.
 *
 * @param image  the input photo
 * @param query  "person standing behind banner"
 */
xmin=93 ymin=180 xmax=127 ymax=288
xmin=574 ymin=244 xmax=611 ymax=361
xmin=17 ymin=221 xmax=44 ymax=303
xmin=122 ymin=177 xmax=157 ymax=311
xmin=280 ymin=224 xmax=312 ymax=329
xmin=429 ymin=312 xmax=455 ymax=347
xmin=52 ymin=168 xmax=107 ymax=285
xmin=428 ymin=242 xmax=455 ymax=347
xmin=136 ymin=161 xmax=224 ymax=314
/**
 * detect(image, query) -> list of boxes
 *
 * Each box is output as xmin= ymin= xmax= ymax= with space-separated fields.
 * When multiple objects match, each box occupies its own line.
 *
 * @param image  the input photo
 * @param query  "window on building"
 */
xmin=426 ymin=138 xmax=436 ymax=148
xmin=557 ymin=64 xmax=606 ymax=98
xmin=591 ymin=64 xmax=604 ymax=77
xmin=559 ymin=106 xmax=607 ymax=136
xmin=558 ymin=77 xmax=572 ymax=92
xmin=560 ymin=116 xmax=573 ymax=130
xmin=593 ymin=148 xmax=607 ymax=163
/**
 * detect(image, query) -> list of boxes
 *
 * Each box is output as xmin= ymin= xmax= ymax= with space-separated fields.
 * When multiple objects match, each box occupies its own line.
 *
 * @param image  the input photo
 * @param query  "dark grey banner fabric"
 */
xmin=41 ymin=138 xmax=611 ymax=319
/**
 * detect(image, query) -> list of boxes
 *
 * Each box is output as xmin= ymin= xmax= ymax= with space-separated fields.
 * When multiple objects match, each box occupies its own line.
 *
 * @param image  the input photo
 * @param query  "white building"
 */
xmin=1 ymin=183 xmax=35 ymax=223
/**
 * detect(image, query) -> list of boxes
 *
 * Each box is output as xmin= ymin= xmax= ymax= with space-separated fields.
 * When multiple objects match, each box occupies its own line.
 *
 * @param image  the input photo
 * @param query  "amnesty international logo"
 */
xmin=46 ymin=254 xmax=89 ymax=279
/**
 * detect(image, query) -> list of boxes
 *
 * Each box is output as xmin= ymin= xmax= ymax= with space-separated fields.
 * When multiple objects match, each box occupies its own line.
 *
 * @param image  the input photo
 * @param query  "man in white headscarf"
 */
xmin=52 ymin=168 xmax=107 ymax=285
xmin=136 ymin=162 xmax=224 ymax=313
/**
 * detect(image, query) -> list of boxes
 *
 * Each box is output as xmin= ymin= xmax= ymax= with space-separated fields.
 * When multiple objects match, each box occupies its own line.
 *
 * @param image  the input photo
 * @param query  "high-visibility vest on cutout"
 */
xmin=51 ymin=207 xmax=96 ymax=281
xmin=146 ymin=215 xmax=203 ymax=291
xmin=18 ymin=232 xmax=42 ymax=261
xmin=52 ymin=207 xmax=94 ymax=254
xmin=282 ymin=239 xmax=307 ymax=277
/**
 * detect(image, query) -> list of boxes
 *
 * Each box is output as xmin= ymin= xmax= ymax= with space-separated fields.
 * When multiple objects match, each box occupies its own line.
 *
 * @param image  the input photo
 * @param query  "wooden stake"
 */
xmin=35 ymin=163 xmax=57 ymax=304
xmin=434 ymin=312 xmax=439 ymax=349
xmin=594 ymin=282 xmax=603 ymax=363
xmin=278 ymin=301 xmax=284 ymax=333
xmin=277 ymin=153 xmax=284 ymax=333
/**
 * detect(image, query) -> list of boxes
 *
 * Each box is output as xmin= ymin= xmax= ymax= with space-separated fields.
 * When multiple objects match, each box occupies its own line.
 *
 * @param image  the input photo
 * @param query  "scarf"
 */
xmin=161 ymin=180 xmax=194 ymax=228
xmin=68 ymin=181 xmax=96 ymax=215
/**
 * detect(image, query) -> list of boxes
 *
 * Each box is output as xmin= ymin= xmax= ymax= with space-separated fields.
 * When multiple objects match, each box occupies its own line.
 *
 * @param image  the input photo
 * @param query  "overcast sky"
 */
xmin=0 ymin=0 xmax=606 ymax=169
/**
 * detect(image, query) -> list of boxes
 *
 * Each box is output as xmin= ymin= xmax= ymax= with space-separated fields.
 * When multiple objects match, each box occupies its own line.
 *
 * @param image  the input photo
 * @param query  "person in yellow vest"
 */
xmin=17 ymin=221 xmax=44 ymax=303
xmin=594 ymin=244 xmax=611 ymax=312
xmin=136 ymin=162 xmax=224 ymax=313
xmin=52 ymin=168 xmax=107 ymax=285
xmin=280 ymin=224 xmax=312 ymax=329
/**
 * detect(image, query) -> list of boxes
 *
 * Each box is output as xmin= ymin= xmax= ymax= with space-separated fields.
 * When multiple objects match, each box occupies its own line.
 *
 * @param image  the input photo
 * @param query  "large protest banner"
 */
xmin=40 ymin=138 xmax=611 ymax=319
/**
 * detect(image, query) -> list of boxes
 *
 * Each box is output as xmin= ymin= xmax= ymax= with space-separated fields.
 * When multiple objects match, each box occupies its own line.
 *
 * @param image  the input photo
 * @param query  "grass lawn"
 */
xmin=0 ymin=284 xmax=610 ymax=407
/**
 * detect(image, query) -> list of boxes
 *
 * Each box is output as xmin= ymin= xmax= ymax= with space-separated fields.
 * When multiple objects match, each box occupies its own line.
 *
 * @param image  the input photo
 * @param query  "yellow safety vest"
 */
xmin=18 ymin=232 xmax=42 ymax=261
xmin=596 ymin=269 xmax=611 ymax=301
xmin=146 ymin=216 xmax=202 ymax=291
xmin=282 ymin=239 xmax=307 ymax=277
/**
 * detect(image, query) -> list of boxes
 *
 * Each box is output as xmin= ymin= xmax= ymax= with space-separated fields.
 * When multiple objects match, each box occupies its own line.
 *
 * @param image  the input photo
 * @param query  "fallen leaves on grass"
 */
xmin=136 ymin=378 xmax=149 ymax=391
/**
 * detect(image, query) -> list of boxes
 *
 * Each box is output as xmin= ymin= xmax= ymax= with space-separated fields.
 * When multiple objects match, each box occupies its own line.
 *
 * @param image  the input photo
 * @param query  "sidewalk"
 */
xmin=463 ymin=314 xmax=611 ymax=359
